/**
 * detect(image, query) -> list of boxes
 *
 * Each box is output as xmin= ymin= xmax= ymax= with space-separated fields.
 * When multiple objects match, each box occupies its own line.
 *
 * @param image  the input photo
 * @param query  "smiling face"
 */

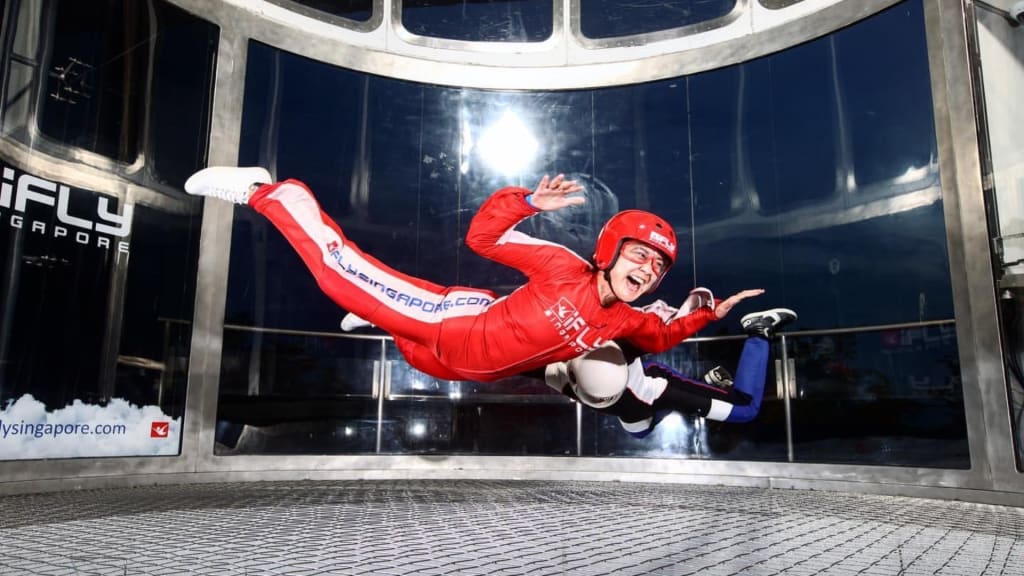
xmin=596 ymin=240 xmax=668 ymax=305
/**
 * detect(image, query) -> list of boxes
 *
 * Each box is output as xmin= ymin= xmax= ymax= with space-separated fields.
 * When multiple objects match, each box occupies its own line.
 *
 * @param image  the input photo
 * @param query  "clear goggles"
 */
xmin=618 ymin=242 xmax=668 ymax=276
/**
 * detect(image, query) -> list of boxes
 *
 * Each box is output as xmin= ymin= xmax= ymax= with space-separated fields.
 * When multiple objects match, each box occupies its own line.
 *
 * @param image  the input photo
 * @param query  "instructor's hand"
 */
xmin=714 ymin=289 xmax=765 ymax=319
xmin=530 ymin=174 xmax=585 ymax=211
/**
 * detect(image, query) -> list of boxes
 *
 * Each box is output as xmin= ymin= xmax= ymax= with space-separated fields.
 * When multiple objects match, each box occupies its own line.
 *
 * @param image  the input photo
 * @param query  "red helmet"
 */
xmin=593 ymin=210 xmax=677 ymax=288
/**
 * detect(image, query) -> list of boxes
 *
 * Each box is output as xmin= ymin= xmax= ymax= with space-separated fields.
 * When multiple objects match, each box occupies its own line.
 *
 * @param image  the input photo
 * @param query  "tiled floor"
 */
xmin=1 ymin=480 xmax=1022 ymax=575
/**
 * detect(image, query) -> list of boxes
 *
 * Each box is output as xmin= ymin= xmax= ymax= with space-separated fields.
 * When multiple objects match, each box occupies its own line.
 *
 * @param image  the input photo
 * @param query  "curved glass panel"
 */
xmin=215 ymin=332 xmax=383 ymax=455
xmin=383 ymin=342 xmax=577 ymax=454
xmin=694 ymin=1 xmax=946 ymax=332
xmin=225 ymin=0 xmax=965 ymax=465
xmin=788 ymin=325 xmax=967 ymax=467
xmin=839 ymin=4 xmax=936 ymax=190
xmin=580 ymin=0 xmax=736 ymax=39
xmin=36 ymin=0 xmax=215 ymax=175
xmin=39 ymin=0 xmax=146 ymax=162
xmin=400 ymin=0 xmax=552 ymax=42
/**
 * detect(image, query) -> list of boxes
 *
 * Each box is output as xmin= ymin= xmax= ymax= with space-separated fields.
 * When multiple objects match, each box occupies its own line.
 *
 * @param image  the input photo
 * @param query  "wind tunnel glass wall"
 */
xmin=0 ymin=0 xmax=216 ymax=460
xmin=219 ymin=0 xmax=968 ymax=467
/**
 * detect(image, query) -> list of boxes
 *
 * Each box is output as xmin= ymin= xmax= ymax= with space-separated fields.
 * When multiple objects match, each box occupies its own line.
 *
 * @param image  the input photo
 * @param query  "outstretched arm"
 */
xmin=624 ymin=288 xmax=764 ymax=353
xmin=464 ymin=174 xmax=587 ymax=277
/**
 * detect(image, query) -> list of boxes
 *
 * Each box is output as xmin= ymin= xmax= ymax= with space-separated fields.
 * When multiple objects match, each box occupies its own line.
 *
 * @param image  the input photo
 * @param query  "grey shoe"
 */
xmin=703 ymin=365 xmax=734 ymax=390
xmin=184 ymin=166 xmax=272 ymax=205
xmin=740 ymin=308 xmax=797 ymax=339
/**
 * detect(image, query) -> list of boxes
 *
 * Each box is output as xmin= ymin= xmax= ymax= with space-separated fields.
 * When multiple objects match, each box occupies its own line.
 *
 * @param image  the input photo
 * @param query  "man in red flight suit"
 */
xmin=184 ymin=166 xmax=762 ymax=382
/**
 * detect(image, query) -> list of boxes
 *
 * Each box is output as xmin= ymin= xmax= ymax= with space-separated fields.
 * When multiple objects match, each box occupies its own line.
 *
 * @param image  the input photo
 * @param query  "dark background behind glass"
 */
xmin=220 ymin=0 xmax=968 ymax=466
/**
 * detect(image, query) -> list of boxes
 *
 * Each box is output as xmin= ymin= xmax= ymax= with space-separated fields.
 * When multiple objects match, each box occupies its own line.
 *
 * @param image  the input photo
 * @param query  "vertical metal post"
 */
xmin=576 ymin=401 xmax=582 ymax=456
xmin=376 ymin=340 xmax=387 ymax=454
xmin=185 ymin=28 xmax=248 ymax=469
xmin=780 ymin=335 xmax=795 ymax=463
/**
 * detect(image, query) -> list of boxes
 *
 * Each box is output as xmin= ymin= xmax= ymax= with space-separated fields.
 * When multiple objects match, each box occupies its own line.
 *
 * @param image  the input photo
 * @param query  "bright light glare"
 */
xmin=409 ymin=422 xmax=427 ymax=438
xmin=893 ymin=164 xmax=930 ymax=184
xmin=477 ymin=110 xmax=538 ymax=176
xmin=657 ymin=412 xmax=684 ymax=431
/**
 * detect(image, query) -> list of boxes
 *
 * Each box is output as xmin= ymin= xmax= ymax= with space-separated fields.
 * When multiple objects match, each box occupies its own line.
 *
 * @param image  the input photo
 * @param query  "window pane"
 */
xmin=271 ymin=0 xmax=374 ymax=23
xmin=0 ymin=164 xmax=198 ymax=459
xmin=148 ymin=1 xmax=220 ymax=185
xmin=788 ymin=327 xmax=968 ymax=468
xmin=215 ymin=332 xmax=381 ymax=455
xmin=0 ymin=0 xmax=214 ymax=461
xmin=401 ymin=0 xmax=552 ymax=42
xmin=39 ymin=0 xmax=148 ymax=162
xmin=34 ymin=0 xmax=217 ymax=182
xmin=581 ymin=0 xmax=735 ymax=39
xmin=383 ymin=341 xmax=576 ymax=454
xmin=836 ymin=2 xmax=937 ymax=189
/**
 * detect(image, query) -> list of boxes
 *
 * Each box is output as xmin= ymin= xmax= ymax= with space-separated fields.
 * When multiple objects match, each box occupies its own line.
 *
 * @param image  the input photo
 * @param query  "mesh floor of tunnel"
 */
xmin=2 ymin=479 xmax=1023 ymax=575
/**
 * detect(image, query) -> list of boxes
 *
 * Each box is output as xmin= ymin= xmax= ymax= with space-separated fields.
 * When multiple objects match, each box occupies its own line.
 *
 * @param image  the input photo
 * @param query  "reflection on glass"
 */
xmin=34 ymin=0 xmax=217 ymax=176
xmin=835 ymin=3 xmax=937 ymax=190
xmin=476 ymin=110 xmax=539 ymax=176
xmin=401 ymin=0 xmax=553 ymax=42
xmin=0 ymin=165 xmax=199 ymax=460
xmin=215 ymin=332 xmax=382 ymax=455
xmin=788 ymin=325 xmax=968 ymax=468
xmin=380 ymin=399 xmax=576 ymax=454
xmin=385 ymin=343 xmax=559 ymax=397
xmin=580 ymin=0 xmax=736 ymax=39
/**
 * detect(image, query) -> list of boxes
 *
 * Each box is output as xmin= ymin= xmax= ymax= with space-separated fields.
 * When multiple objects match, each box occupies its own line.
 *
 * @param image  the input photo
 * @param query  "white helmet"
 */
xmin=565 ymin=342 xmax=628 ymax=409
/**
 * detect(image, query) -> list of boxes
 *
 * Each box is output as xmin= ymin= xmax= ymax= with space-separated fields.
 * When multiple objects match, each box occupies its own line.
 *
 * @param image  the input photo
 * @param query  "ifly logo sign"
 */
xmin=544 ymin=297 xmax=607 ymax=354
xmin=0 ymin=165 xmax=132 ymax=253
xmin=150 ymin=421 xmax=170 ymax=438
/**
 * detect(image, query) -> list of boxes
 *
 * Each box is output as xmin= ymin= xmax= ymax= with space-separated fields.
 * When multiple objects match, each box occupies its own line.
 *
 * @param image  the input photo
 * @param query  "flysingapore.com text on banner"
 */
xmin=0 ymin=420 xmax=128 ymax=439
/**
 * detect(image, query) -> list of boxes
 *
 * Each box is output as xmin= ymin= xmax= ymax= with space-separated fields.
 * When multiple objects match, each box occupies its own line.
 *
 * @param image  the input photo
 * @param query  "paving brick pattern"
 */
xmin=1 ymin=480 xmax=1023 ymax=575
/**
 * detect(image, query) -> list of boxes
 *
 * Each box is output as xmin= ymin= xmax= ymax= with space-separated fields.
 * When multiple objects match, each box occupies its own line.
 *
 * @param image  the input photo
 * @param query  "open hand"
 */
xmin=530 ymin=174 xmax=585 ymax=212
xmin=714 ymin=289 xmax=765 ymax=319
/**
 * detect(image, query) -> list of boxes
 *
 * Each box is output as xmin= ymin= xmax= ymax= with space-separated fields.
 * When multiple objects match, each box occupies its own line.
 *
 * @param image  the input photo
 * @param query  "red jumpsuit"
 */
xmin=250 ymin=179 xmax=716 ymax=382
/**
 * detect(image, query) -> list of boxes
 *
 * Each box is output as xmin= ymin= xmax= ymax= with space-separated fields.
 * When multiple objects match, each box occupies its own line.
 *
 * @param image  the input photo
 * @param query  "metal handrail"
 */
xmin=203 ymin=317 xmax=957 ymax=343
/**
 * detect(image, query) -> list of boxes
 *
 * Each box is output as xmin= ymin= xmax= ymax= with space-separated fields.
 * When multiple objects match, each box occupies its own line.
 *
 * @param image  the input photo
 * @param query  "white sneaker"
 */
xmin=340 ymin=312 xmax=373 ymax=332
xmin=184 ymin=166 xmax=272 ymax=205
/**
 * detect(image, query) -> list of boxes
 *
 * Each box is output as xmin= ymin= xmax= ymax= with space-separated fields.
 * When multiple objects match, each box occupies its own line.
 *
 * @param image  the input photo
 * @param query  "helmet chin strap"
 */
xmin=602 ymin=267 xmax=632 ymax=304
xmin=602 ymin=269 xmax=620 ymax=300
